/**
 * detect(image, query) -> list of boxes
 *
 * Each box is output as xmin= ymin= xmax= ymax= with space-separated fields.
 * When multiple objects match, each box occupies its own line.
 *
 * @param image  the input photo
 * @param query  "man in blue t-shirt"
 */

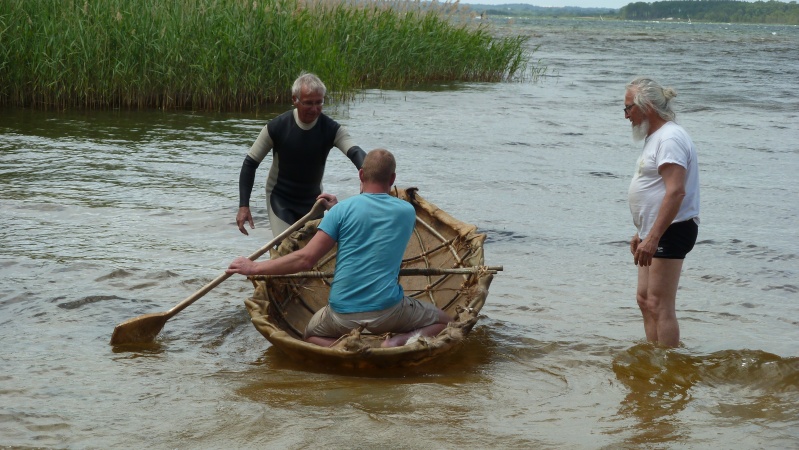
xmin=226 ymin=149 xmax=451 ymax=348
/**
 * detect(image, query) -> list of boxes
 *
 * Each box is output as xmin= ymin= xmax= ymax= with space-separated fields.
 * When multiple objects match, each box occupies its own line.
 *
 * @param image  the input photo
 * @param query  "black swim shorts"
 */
xmin=654 ymin=219 xmax=698 ymax=259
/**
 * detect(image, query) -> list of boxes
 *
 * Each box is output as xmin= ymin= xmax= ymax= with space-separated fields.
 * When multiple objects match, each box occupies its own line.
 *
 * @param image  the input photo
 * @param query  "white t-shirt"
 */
xmin=628 ymin=121 xmax=700 ymax=239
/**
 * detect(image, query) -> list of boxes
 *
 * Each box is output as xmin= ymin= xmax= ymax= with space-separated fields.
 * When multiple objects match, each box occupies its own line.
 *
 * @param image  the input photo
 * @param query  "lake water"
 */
xmin=1 ymin=18 xmax=797 ymax=448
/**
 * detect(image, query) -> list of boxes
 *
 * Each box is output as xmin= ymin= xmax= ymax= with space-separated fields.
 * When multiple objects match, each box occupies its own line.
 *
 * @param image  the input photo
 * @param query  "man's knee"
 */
xmin=637 ymin=293 xmax=661 ymax=315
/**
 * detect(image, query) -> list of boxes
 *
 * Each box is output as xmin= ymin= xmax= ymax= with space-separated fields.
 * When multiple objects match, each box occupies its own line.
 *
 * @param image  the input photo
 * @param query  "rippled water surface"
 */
xmin=1 ymin=19 xmax=798 ymax=448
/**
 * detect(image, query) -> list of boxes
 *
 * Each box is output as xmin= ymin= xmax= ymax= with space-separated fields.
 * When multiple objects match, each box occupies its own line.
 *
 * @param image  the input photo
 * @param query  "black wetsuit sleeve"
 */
xmin=347 ymin=146 xmax=366 ymax=169
xmin=239 ymin=155 xmax=260 ymax=207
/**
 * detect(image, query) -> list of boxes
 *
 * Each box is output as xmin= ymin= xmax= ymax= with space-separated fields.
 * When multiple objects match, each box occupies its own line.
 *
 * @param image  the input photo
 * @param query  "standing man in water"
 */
xmin=624 ymin=77 xmax=700 ymax=348
xmin=227 ymin=149 xmax=452 ymax=348
xmin=236 ymin=72 xmax=366 ymax=236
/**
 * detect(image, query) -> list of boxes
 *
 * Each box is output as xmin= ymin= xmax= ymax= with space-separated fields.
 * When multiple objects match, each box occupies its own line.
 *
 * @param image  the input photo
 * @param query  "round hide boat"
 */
xmin=244 ymin=187 xmax=498 ymax=370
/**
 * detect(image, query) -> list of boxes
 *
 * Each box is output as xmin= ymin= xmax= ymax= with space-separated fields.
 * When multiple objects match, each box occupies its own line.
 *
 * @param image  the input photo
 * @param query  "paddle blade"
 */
xmin=109 ymin=312 xmax=169 ymax=345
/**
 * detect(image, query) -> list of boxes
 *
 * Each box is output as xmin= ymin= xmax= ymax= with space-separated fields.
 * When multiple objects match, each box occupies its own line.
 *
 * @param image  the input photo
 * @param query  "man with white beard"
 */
xmin=624 ymin=77 xmax=700 ymax=348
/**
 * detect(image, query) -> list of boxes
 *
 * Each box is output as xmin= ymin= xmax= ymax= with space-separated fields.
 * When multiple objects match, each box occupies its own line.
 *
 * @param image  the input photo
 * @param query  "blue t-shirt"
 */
xmin=317 ymin=193 xmax=416 ymax=313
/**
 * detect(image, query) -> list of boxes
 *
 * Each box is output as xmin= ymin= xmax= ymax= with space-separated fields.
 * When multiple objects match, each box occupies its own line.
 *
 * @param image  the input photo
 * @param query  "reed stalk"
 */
xmin=0 ymin=0 xmax=537 ymax=110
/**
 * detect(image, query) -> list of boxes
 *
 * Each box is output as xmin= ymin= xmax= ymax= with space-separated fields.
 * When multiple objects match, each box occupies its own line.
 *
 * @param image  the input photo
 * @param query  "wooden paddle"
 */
xmin=109 ymin=199 xmax=326 ymax=345
xmin=249 ymin=266 xmax=504 ymax=279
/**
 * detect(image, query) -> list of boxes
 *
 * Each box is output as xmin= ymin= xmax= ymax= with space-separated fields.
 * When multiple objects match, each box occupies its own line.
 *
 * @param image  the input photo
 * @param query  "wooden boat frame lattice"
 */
xmin=244 ymin=187 xmax=497 ymax=370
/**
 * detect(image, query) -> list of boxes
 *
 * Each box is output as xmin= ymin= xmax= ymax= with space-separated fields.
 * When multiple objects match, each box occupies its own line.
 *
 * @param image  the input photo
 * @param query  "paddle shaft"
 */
xmin=250 ymin=265 xmax=503 ymax=280
xmin=164 ymin=200 xmax=327 ymax=319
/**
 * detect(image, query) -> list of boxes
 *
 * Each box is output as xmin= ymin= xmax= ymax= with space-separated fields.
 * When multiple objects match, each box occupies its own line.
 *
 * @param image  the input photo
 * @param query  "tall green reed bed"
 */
xmin=0 ymin=0 xmax=533 ymax=110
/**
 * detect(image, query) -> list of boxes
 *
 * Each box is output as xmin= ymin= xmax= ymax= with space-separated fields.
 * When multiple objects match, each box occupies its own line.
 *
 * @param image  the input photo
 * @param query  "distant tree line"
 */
xmin=619 ymin=0 xmax=799 ymax=24
xmin=476 ymin=4 xmax=617 ymax=17
xmin=470 ymin=0 xmax=798 ymax=24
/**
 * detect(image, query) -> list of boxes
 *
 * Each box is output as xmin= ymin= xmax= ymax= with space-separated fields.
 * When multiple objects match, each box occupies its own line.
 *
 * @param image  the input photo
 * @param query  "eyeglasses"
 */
xmin=297 ymin=99 xmax=324 ymax=107
xmin=623 ymin=104 xmax=635 ymax=114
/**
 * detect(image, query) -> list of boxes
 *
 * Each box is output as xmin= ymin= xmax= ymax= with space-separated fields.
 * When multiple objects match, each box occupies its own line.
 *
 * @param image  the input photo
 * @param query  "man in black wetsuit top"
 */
xmin=236 ymin=72 xmax=366 ymax=236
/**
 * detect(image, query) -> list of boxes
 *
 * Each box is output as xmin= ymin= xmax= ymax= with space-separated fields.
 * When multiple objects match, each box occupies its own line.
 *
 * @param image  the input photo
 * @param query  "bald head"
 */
xmin=361 ymin=149 xmax=396 ymax=185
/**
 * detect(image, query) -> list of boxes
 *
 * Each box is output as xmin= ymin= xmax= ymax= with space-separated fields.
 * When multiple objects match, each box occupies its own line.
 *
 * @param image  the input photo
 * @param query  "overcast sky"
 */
xmin=459 ymin=0 xmax=789 ymax=11
xmin=459 ymin=0 xmax=662 ymax=10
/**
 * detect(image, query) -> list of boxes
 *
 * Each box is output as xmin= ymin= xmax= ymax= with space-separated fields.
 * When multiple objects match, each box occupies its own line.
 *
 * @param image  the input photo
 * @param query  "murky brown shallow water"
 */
xmin=1 ymin=19 xmax=797 ymax=448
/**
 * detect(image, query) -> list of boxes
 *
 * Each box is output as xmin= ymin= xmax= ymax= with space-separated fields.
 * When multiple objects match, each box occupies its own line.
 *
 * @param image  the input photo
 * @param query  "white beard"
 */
xmin=632 ymin=119 xmax=650 ymax=142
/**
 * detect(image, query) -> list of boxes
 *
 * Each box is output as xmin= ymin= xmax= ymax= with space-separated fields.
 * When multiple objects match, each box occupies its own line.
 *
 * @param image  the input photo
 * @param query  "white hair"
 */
xmin=291 ymin=72 xmax=326 ymax=97
xmin=626 ymin=77 xmax=677 ymax=122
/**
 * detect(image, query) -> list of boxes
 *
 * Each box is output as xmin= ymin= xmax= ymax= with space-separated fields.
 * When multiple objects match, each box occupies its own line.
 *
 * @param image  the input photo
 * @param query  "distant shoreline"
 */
xmin=467 ymin=1 xmax=799 ymax=25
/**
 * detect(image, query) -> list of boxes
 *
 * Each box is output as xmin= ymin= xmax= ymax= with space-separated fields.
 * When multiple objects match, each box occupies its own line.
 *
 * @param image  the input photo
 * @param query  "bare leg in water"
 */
xmin=636 ymin=258 xmax=684 ymax=347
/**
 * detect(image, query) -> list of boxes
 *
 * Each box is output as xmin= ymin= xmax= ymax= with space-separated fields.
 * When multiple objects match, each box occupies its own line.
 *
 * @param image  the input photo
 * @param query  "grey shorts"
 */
xmin=304 ymin=296 xmax=442 ymax=339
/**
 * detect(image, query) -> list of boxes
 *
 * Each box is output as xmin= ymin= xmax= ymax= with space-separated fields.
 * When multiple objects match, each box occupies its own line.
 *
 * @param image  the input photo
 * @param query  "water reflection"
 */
xmin=611 ymin=344 xmax=799 ymax=446
xmin=230 ymin=326 xmax=555 ymax=448
xmin=612 ymin=344 xmax=698 ymax=445
xmin=110 ymin=341 xmax=166 ymax=356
